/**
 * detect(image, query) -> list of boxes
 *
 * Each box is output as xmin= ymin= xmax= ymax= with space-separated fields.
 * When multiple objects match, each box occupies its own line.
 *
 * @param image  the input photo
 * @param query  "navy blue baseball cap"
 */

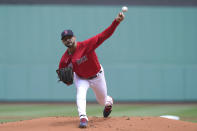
xmin=61 ymin=29 xmax=74 ymax=40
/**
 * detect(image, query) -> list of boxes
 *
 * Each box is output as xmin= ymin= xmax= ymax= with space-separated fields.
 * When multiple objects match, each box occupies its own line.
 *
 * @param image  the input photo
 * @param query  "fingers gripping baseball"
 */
xmin=115 ymin=6 xmax=128 ymax=22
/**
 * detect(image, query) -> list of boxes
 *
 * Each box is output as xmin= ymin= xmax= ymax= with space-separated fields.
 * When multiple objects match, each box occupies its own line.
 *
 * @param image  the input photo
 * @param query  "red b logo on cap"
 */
xmin=64 ymin=30 xmax=68 ymax=34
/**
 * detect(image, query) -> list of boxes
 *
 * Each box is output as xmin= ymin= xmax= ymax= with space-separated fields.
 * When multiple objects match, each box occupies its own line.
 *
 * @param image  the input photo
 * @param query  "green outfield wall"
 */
xmin=0 ymin=5 xmax=197 ymax=101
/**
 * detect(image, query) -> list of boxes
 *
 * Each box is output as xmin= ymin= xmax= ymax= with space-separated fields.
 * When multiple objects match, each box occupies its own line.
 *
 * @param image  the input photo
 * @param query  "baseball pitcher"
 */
xmin=57 ymin=12 xmax=125 ymax=128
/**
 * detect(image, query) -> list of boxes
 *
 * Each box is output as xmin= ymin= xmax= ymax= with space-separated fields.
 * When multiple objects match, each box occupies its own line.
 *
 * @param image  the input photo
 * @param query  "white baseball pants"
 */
xmin=74 ymin=66 xmax=113 ymax=119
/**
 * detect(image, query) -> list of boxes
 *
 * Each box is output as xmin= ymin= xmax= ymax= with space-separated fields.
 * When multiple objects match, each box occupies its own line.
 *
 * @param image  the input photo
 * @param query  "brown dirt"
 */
xmin=0 ymin=116 xmax=197 ymax=131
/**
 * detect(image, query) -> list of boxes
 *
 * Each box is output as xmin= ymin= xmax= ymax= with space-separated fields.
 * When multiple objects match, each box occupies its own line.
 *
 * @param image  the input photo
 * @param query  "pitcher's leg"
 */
xmin=76 ymin=85 xmax=89 ymax=118
xmin=90 ymin=68 xmax=113 ymax=118
xmin=90 ymin=67 xmax=113 ymax=106
xmin=74 ymin=73 xmax=89 ymax=119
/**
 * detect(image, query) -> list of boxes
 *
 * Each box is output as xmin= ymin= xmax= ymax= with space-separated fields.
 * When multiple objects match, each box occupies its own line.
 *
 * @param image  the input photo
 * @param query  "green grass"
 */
xmin=0 ymin=103 xmax=197 ymax=123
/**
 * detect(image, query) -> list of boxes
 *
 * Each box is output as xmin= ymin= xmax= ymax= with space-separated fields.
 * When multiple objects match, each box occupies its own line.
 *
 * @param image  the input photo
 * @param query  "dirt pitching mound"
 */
xmin=0 ymin=116 xmax=197 ymax=131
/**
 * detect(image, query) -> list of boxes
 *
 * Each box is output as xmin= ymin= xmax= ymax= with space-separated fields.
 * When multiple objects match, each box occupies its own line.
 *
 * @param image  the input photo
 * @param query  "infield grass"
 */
xmin=0 ymin=103 xmax=197 ymax=123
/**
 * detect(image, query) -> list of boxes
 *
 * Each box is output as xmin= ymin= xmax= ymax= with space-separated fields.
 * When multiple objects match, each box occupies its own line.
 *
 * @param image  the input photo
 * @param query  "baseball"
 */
xmin=122 ymin=6 xmax=128 ymax=12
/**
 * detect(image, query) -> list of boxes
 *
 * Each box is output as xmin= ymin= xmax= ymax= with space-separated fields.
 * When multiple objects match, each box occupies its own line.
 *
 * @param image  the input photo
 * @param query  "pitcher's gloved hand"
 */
xmin=56 ymin=67 xmax=73 ymax=85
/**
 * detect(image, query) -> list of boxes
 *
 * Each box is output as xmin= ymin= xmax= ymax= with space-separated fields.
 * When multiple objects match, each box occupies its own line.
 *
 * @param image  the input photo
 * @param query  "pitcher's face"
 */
xmin=62 ymin=36 xmax=76 ymax=48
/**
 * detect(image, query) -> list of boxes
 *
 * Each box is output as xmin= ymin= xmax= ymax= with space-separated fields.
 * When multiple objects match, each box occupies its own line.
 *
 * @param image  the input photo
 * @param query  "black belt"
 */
xmin=87 ymin=70 xmax=102 ymax=79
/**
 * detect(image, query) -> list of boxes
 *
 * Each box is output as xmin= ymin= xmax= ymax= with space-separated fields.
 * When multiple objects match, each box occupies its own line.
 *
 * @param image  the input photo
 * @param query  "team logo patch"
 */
xmin=76 ymin=56 xmax=88 ymax=65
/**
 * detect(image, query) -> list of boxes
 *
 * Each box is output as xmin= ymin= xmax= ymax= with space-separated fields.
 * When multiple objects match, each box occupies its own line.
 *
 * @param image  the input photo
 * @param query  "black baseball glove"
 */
xmin=56 ymin=67 xmax=74 ymax=85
